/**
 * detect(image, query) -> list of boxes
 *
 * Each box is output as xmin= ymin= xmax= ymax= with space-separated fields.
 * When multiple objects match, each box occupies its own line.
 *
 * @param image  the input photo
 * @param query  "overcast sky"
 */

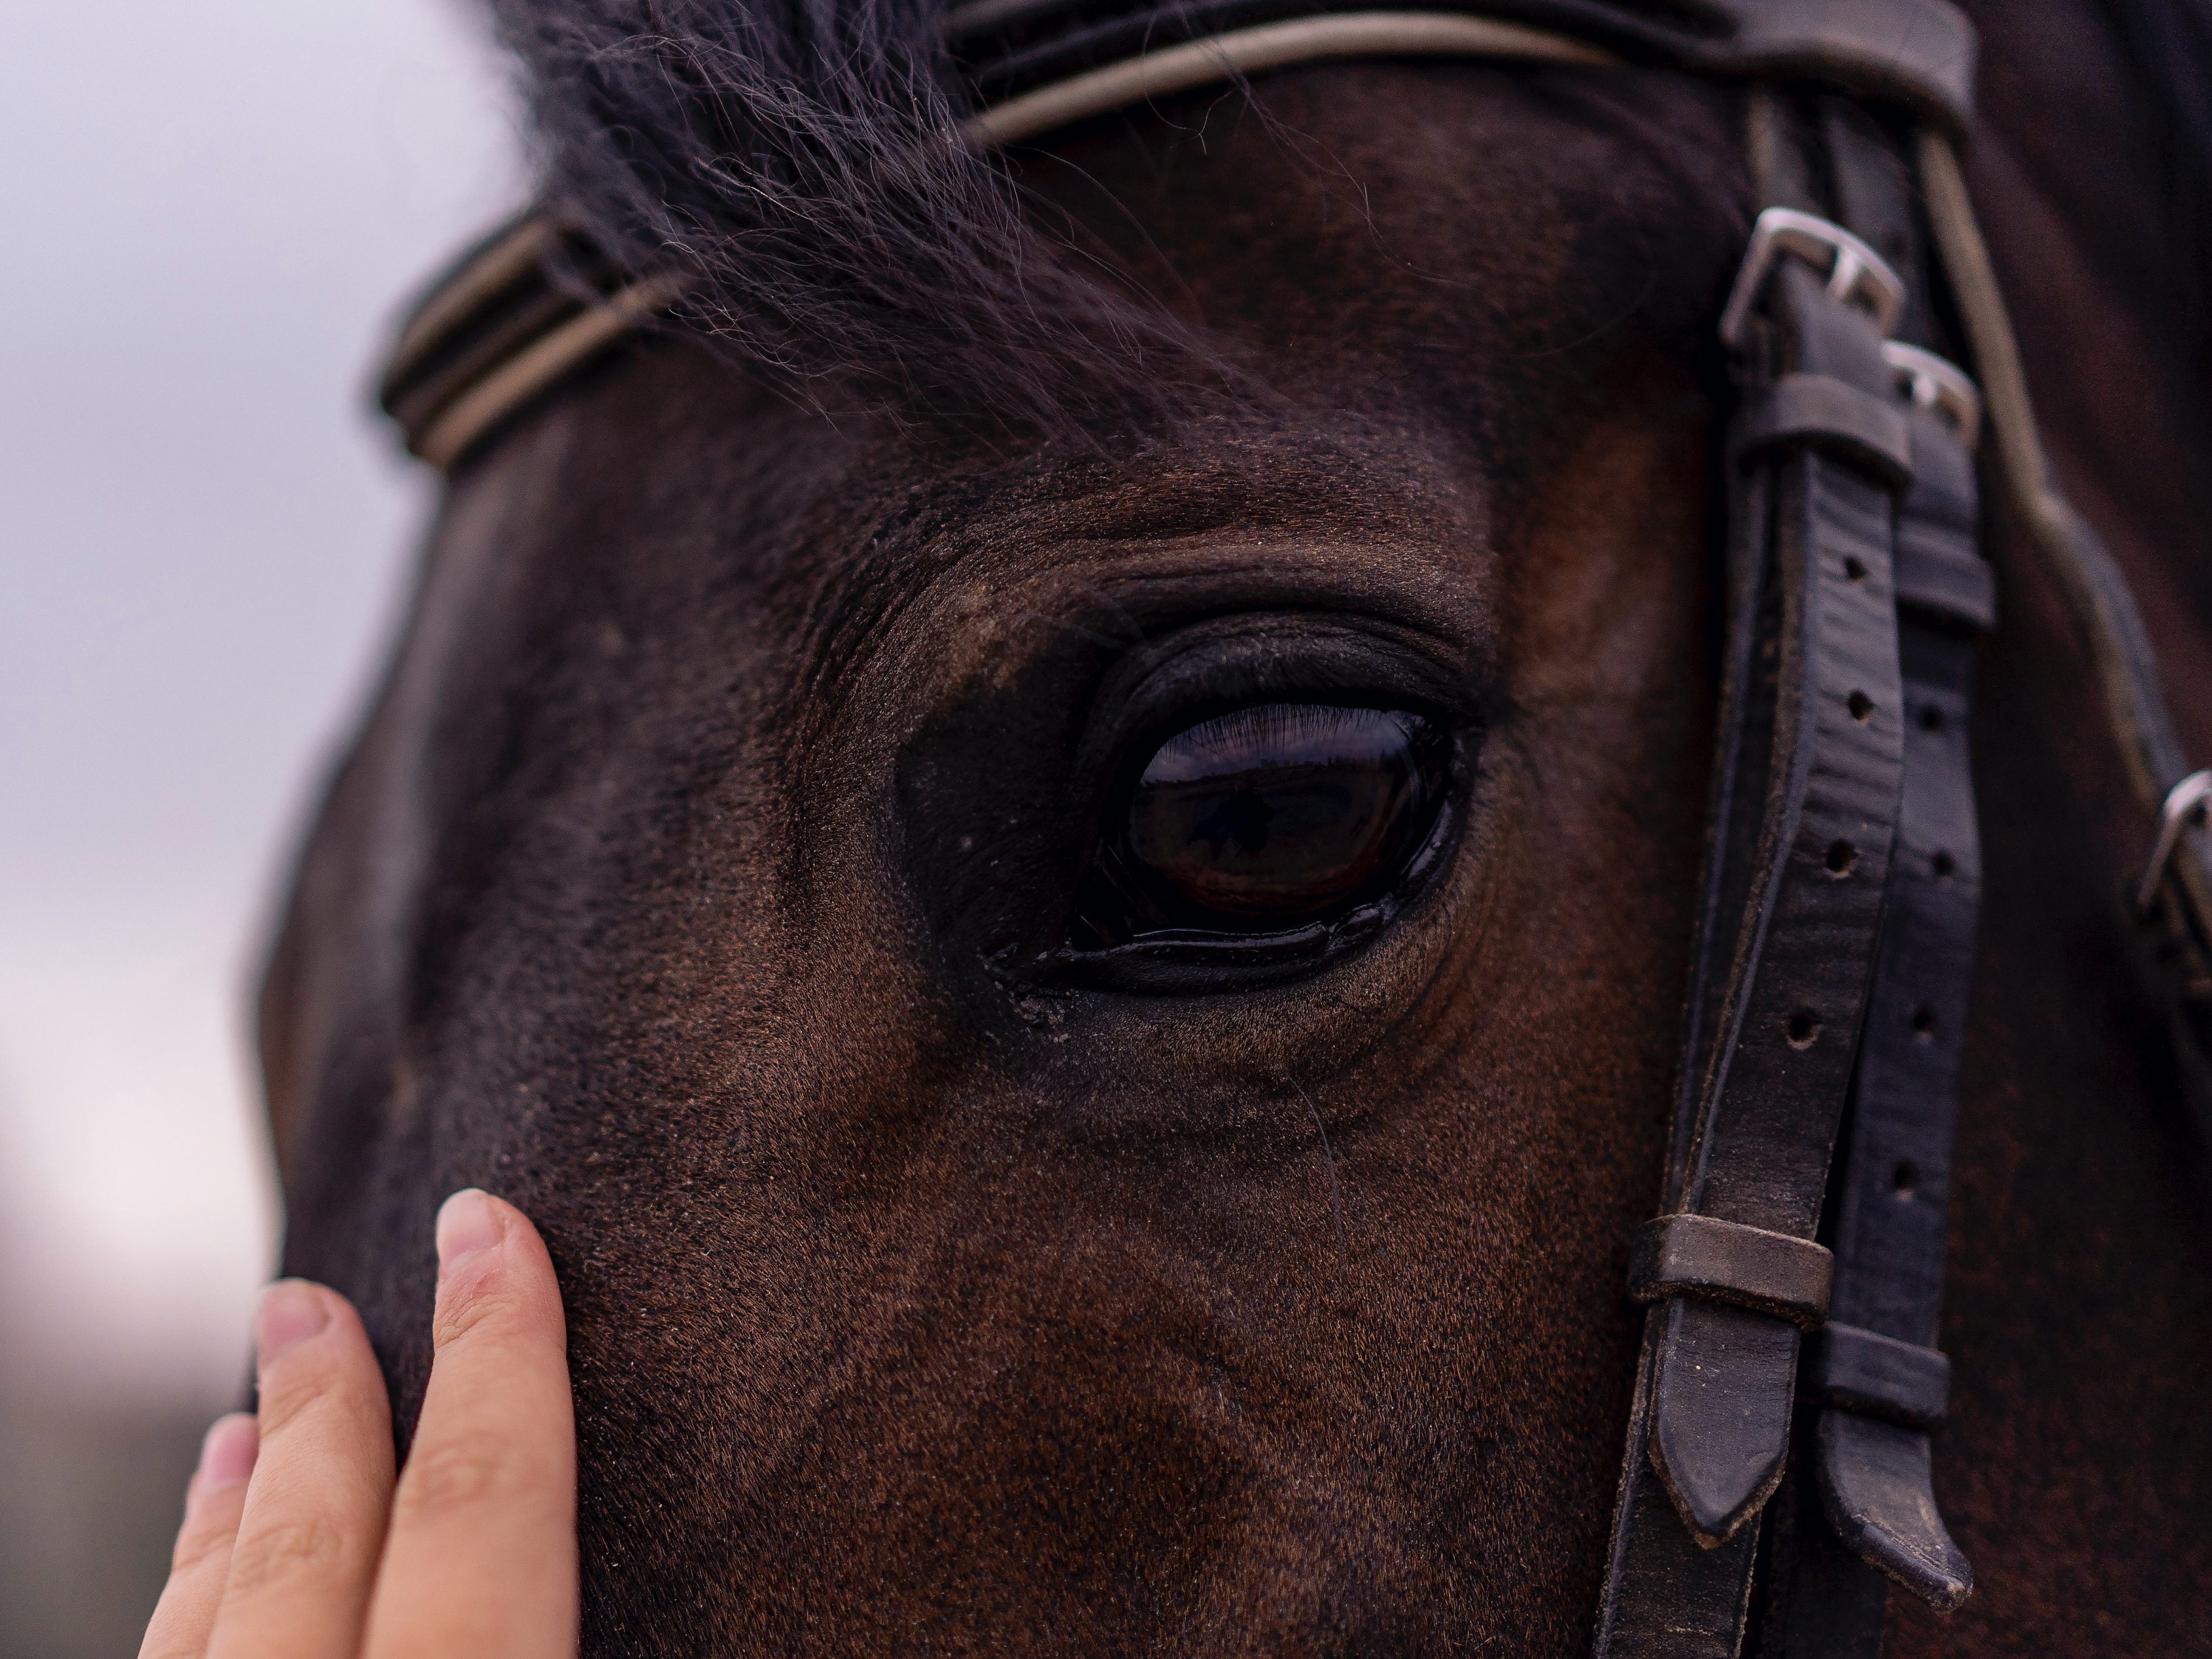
xmin=0 ymin=0 xmax=524 ymax=1401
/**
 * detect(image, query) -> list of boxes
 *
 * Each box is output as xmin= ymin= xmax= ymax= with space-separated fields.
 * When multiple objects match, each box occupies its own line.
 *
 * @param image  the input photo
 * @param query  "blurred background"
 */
xmin=0 ymin=2 xmax=522 ymax=1650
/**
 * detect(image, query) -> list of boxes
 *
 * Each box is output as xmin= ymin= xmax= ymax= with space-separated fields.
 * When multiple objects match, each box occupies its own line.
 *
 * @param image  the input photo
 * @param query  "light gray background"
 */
xmin=1 ymin=2 xmax=522 ymax=1649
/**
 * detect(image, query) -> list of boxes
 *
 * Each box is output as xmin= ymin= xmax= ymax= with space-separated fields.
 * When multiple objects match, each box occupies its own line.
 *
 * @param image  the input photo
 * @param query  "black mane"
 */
xmin=484 ymin=0 xmax=1212 ymax=426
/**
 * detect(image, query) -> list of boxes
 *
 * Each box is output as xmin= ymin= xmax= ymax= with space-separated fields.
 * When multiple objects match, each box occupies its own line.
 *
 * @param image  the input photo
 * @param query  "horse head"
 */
xmin=258 ymin=2 xmax=2212 ymax=1650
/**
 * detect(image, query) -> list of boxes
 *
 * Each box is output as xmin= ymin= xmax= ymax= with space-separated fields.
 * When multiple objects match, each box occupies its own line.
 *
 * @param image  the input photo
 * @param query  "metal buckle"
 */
xmin=2134 ymin=769 xmax=2212 ymax=916
xmin=1719 ymin=207 xmax=1908 ymax=352
xmin=1882 ymin=341 xmax=1982 ymax=452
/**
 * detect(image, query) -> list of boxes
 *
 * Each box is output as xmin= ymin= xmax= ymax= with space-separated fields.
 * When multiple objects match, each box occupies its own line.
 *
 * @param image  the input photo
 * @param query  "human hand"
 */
xmin=140 ymin=1190 xmax=577 ymax=1659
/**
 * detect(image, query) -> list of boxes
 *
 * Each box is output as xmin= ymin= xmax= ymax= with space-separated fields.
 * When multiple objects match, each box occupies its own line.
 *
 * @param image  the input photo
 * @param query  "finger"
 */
xmin=140 ymin=1414 xmax=259 ymax=1659
xmin=205 ymin=1282 xmax=397 ymax=1659
xmin=363 ymin=1191 xmax=577 ymax=1659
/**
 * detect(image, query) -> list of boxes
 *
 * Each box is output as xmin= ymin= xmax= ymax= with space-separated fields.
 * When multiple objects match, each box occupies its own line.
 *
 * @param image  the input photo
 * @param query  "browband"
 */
xmin=382 ymin=10 xmax=1608 ymax=470
xmin=949 ymin=0 xmax=1974 ymax=120
xmin=380 ymin=0 xmax=1972 ymax=470
xmin=375 ymin=4 xmax=2212 ymax=1655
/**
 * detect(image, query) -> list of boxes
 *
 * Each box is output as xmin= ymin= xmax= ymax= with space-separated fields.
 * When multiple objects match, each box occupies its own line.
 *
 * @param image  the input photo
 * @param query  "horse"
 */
xmin=255 ymin=1 xmax=2212 ymax=1651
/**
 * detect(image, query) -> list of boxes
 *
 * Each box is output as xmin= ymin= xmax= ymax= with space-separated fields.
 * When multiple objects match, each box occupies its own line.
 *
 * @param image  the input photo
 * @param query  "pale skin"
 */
xmin=140 ymin=1191 xmax=578 ymax=1659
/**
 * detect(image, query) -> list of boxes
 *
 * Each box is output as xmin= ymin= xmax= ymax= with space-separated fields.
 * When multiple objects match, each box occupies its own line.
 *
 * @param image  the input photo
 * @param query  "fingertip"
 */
xmin=255 ymin=1279 xmax=334 ymax=1370
xmin=435 ymin=1190 xmax=557 ymax=1285
xmin=436 ymin=1188 xmax=504 ymax=1271
xmin=187 ymin=1412 xmax=259 ymax=1516
xmin=430 ymin=1190 xmax=563 ymax=1340
xmin=244 ymin=1279 xmax=388 ymax=1452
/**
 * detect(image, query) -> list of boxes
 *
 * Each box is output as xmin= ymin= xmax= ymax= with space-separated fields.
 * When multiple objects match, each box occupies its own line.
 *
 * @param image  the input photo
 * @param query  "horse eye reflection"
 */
xmin=1073 ymin=703 xmax=1451 ymax=946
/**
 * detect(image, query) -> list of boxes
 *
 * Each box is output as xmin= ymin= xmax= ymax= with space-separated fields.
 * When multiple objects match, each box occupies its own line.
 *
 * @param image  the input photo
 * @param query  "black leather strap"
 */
xmin=948 ymin=0 xmax=1976 ymax=131
xmin=1592 ymin=150 xmax=1916 ymax=1647
xmin=378 ymin=220 xmax=622 ymax=442
xmin=1760 ymin=408 xmax=1985 ymax=1644
xmin=1753 ymin=110 xmax=1985 ymax=1656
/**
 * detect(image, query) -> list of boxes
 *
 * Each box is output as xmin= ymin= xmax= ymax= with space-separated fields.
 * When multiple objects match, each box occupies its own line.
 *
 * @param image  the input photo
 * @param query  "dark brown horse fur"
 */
xmin=259 ymin=3 xmax=2212 ymax=1652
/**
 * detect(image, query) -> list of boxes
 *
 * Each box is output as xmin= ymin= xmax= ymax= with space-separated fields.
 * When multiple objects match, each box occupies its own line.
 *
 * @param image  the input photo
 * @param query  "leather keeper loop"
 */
xmin=1736 ymin=372 xmax=1916 ymax=491
xmin=1803 ymin=1322 xmax=1952 ymax=1427
xmin=1894 ymin=528 xmax=1996 ymax=632
xmin=1627 ymin=1214 xmax=1835 ymax=1328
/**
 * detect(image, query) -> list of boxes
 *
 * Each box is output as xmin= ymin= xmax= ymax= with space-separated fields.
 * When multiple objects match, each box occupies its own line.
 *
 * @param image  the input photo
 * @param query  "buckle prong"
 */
xmin=1882 ymin=341 xmax=1983 ymax=452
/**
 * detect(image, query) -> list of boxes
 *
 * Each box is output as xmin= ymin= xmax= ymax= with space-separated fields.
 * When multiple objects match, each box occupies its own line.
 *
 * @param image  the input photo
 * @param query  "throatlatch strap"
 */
xmin=1912 ymin=128 xmax=2212 ymax=1161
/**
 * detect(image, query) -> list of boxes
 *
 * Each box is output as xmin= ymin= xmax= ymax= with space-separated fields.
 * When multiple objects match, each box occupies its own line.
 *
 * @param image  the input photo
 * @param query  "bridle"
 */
xmin=376 ymin=3 xmax=2212 ymax=1652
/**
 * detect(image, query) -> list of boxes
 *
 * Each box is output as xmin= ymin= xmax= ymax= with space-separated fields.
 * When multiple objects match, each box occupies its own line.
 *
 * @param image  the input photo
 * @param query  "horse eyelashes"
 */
xmin=1070 ymin=702 xmax=1453 ymax=948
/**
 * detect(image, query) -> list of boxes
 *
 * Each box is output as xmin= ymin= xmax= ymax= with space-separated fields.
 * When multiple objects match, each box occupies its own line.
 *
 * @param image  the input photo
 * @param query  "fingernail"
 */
xmin=188 ymin=1413 xmax=258 ymax=1513
xmin=436 ymin=1188 xmax=504 ymax=1270
xmin=255 ymin=1280 xmax=329 ymax=1369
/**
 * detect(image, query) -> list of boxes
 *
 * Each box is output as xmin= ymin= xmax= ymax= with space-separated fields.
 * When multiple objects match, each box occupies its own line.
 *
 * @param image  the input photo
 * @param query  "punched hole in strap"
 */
xmin=1628 ymin=1213 xmax=1834 ymax=1328
xmin=1803 ymin=1322 xmax=1952 ymax=1428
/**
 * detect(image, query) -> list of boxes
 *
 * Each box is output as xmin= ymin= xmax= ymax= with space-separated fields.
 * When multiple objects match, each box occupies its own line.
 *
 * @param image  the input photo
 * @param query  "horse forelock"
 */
xmin=484 ymin=0 xmax=1236 ymax=432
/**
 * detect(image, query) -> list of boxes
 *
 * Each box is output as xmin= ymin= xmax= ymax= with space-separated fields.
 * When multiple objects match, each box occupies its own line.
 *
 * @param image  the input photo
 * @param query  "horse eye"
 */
xmin=1073 ymin=703 xmax=1452 ymax=946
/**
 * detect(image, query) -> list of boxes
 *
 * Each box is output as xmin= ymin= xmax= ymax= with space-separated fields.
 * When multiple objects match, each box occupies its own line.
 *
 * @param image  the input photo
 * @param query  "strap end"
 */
xmin=1648 ymin=1299 xmax=1803 ymax=1547
xmin=1815 ymin=1409 xmax=1974 ymax=1612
